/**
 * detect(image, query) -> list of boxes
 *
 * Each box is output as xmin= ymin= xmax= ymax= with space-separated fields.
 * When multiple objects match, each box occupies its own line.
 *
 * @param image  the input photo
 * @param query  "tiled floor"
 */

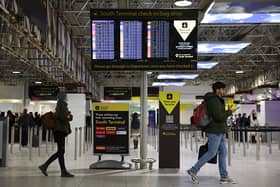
xmin=1 ymin=134 xmax=280 ymax=187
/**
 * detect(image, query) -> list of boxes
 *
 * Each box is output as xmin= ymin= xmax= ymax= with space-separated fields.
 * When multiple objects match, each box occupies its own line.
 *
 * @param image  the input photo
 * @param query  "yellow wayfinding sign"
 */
xmin=93 ymin=103 xmax=129 ymax=111
xmin=159 ymin=92 xmax=180 ymax=114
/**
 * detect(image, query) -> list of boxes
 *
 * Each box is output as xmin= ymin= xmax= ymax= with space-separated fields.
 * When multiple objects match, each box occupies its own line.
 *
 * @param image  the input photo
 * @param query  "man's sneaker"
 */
xmin=220 ymin=176 xmax=235 ymax=184
xmin=187 ymin=169 xmax=199 ymax=184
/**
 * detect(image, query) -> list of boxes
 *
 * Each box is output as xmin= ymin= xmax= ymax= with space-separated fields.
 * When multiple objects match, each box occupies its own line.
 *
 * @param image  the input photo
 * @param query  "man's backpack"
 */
xmin=41 ymin=112 xmax=55 ymax=129
xmin=193 ymin=101 xmax=211 ymax=128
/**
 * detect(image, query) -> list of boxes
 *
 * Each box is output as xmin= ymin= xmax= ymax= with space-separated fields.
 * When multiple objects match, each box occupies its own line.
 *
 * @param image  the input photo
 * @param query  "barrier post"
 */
xmin=28 ymin=126 xmax=32 ymax=161
xmin=51 ymin=131 xmax=55 ymax=151
xmin=10 ymin=126 xmax=15 ymax=154
xmin=74 ymin=128 xmax=78 ymax=160
xmin=190 ymin=128 xmax=193 ymax=151
xmin=243 ymin=129 xmax=246 ymax=157
xmin=195 ymin=130 xmax=198 ymax=153
xmin=256 ymin=131 xmax=260 ymax=161
xmin=269 ymin=132 xmax=272 ymax=154
xmin=19 ymin=125 xmax=22 ymax=152
xmin=79 ymin=127 xmax=82 ymax=157
xmin=83 ymin=126 xmax=86 ymax=154
xmin=246 ymin=128 xmax=249 ymax=149
xmin=228 ymin=129 xmax=232 ymax=166
xmin=45 ymin=130 xmax=49 ymax=153
xmin=238 ymin=128 xmax=241 ymax=147
xmin=184 ymin=130 xmax=187 ymax=149
xmin=232 ymin=130 xmax=236 ymax=154
xmin=38 ymin=126 xmax=42 ymax=157
xmin=278 ymin=132 xmax=280 ymax=150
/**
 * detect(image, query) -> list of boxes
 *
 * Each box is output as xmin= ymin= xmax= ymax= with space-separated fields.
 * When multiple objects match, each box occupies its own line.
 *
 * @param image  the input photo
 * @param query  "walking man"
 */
xmin=187 ymin=82 xmax=236 ymax=184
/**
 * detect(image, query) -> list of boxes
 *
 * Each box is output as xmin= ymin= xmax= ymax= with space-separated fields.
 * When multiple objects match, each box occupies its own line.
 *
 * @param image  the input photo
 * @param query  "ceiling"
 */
xmin=0 ymin=0 xmax=280 ymax=90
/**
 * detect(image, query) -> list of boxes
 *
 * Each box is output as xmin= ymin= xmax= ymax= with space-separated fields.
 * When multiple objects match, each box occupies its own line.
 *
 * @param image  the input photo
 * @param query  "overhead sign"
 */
xmin=93 ymin=103 xmax=129 ymax=155
xmin=29 ymin=86 xmax=59 ymax=101
xmin=159 ymin=91 xmax=180 ymax=168
xmin=104 ymin=87 xmax=131 ymax=100
xmin=91 ymin=9 xmax=197 ymax=71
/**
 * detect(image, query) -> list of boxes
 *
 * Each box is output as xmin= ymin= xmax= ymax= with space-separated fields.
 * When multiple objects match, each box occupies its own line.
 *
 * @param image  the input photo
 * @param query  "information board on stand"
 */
xmin=159 ymin=92 xmax=180 ymax=168
xmin=91 ymin=9 xmax=198 ymax=71
xmin=93 ymin=103 xmax=129 ymax=155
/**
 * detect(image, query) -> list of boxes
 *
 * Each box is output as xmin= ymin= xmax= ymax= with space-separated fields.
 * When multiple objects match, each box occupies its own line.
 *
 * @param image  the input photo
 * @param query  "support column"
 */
xmin=140 ymin=71 xmax=148 ymax=169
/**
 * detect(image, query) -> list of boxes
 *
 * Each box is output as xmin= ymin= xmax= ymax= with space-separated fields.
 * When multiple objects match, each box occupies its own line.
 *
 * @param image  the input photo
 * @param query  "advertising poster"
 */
xmin=159 ymin=91 xmax=180 ymax=168
xmin=93 ymin=103 xmax=129 ymax=155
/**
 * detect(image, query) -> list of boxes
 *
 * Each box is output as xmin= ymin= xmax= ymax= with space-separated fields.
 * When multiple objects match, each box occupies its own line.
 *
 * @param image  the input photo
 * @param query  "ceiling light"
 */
xmin=197 ymin=61 xmax=218 ymax=69
xmin=35 ymin=81 xmax=42 ymax=84
xmin=174 ymin=0 xmax=192 ymax=7
xmin=12 ymin=71 xmax=21 ymax=74
xmin=157 ymin=74 xmax=199 ymax=80
xmin=236 ymin=71 xmax=244 ymax=74
xmin=152 ymin=82 xmax=186 ymax=87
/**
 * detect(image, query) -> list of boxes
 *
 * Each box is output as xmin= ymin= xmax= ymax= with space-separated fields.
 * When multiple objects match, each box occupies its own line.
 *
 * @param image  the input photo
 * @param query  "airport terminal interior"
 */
xmin=0 ymin=0 xmax=280 ymax=186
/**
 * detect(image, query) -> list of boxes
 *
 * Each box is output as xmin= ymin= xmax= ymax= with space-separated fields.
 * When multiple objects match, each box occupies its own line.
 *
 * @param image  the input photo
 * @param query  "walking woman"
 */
xmin=39 ymin=93 xmax=74 ymax=177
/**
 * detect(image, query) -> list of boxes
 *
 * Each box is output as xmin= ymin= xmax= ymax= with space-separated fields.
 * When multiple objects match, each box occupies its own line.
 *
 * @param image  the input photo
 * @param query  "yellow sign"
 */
xmin=159 ymin=92 xmax=180 ymax=114
xmin=93 ymin=103 xmax=129 ymax=111
xmin=225 ymin=98 xmax=236 ymax=111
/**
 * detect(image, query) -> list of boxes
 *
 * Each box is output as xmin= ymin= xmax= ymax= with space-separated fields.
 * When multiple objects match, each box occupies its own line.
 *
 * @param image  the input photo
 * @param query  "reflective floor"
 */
xmin=1 ymin=136 xmax=280 ymax=187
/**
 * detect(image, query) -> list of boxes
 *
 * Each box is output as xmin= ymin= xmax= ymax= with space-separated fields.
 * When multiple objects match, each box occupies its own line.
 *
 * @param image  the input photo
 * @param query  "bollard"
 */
xmin=278 ymin=132 xmax=280 ymax=150
xmin=195 ymin=131 xmax=198 ymax=153
xmin=269 ymin=132 xmax=272 ymax=154
xmin=10 ymin=126 xmax=15 ymax=154
xmin=51 ymin=131 xmax=55 ymax=151
xmin=243 ymin=129 xmax=246 ymax=157
xmin=83 ymin=126 xmax=86 ymax=154
xmin=228 ymin=131 xmax=232 ymax=166
xmin=232 ymin=131 xmax=235 ymax=154
xmin=28 ymin=126 xmax=32 ymax=161
xmin=19 ymin=126 xmax=22 ymax=152
xmin=46 ymin=130 xmax=49 ymax=153
xmin=74 ymin=128 xmax=78 ymax=160
xmin=38 ymin=126 xmax=42 ymax=157
xmin=79 ymin=127 xmax=82 ymax=157
xmin=256 ymin=131 xmax=260 ymax=160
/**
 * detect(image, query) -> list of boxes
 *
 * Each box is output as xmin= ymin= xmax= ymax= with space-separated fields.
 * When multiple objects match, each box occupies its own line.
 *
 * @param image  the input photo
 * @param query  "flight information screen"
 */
xmin=147 ymin=21 xmax=170 ymax=58
xmin=120 ymin=21 xmax=142 ymax=59
xmin=92 ymin=20 xmax=115 ymax=60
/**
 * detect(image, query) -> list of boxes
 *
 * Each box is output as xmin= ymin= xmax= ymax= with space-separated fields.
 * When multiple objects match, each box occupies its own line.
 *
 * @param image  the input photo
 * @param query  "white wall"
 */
xmin=66 ymin=94 xmax=86 ymax=158
xmin=236 ymin=104 xmax=256 ymax=116
xmin=259 ymin=101 xmax=266 ymax=126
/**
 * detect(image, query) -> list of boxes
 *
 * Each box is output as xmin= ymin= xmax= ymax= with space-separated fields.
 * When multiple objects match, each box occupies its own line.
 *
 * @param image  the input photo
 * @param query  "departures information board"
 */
xmin=91 ymin=9 xmax=197 ymax=71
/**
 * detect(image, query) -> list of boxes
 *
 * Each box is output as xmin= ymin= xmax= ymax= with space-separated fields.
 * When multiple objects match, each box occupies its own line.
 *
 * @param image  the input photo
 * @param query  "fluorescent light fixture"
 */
xmin=12 ymin=71 xmax=21 ymax=74
xmin=147 ymin=72 xmax=153 ymax=75
xmin=35 ymin=81 xmax=42 ymax=84
xmin=198 ymin=42 xmax=251 ymax=54
xmin=236 ymin=70 xmax=244 ymax=74
xmin=157 ymin=74 xmax=199 ymax=80
xmin=152 ymin=82 xmax=186 ymax=87
xmin=197 ymin=61 xmax=218 ymax=69
xmin=174 ymin=0 xmax=192 ymax=7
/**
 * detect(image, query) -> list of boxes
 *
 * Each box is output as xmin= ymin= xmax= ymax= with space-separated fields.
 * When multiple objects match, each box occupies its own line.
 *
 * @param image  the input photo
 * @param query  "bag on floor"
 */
xmin=198 ymin=142 xmax=217 ymax=164
xmin=41 ymin=112 xmax=55 ymax=129
xmin=32 ymin=135 xmax=39 ymax=147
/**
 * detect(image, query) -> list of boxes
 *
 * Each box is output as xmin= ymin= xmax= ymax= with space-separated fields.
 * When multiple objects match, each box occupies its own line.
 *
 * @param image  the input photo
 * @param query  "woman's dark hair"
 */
xmin=212 ymin=82 xmax=226 ymax=92
xmin=132 ymin=112 xmax=139 ymax=119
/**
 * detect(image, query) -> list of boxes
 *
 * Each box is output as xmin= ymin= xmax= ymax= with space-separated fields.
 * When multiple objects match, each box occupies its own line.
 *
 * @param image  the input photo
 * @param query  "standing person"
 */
xmin=187 ymin=82 xmax=235 ymax=184
xmin=39 ymin=93 xmax=74 ymax=177
xmin=131 ymin=112 xmax=140 ymax=149
xmin=250 ymin=110 xmax=258 ymax=143
xmin=7 ymin=110 xmax=15 ymax=143
xmin=18 ymin=109 xmax=29 ymax=146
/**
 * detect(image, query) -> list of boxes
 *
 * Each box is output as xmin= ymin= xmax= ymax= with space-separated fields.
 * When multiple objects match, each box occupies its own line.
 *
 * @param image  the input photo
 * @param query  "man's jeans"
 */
xmin=191 ymin=133 xmax=228 ymax=178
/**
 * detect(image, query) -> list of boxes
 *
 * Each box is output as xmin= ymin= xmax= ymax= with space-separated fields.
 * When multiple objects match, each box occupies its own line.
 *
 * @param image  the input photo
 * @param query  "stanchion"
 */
xmin=10 ymin=126 xmax=15 ymax=154
xmin=238 ymin=128 xmax=241 ymax=147
xmin=83 ymin=126 xmax=86 ymax=154
xmin=51 ymin=131 xmax=55 ymax=151
xmin=38 ymin=126 xmax=42 ymax=157
xmin=243 ymin=129 xmax=246 ymax=157
xmin=195 ymin=131 xmax=198 ymax=153
xmin=74 ymin=128 xmax=78 ymax=160
xmin=19 ymin=125 xmax=22 ymax=152
xmin=46 ymin=130 xmax=49 ymax=153
xmin=232 ymin=130 xmax=236 ymax=154
xmin=246 ymin=128 xmax=249 ymax=149
xmin=86 ymin=127 xmax=89 ymax=151
xmin=256 ymin=131 xmax=260 ymax=160
xmin=184 ymin=130 xmax=187 ymax=149
xmin=28 ymin=126 xmax=32 ymax=161
xmin=269 ymin=132 xmax=272 ymax=154
xmin=79 ymin=127 xmax=82 ymax=157
xmin=278 ymin=132 xmax=280 ymax=150
xmin=228 ymin=130 xmax=232 ymax=166
xmin=190 ymin=129 xmax=193 ymax=152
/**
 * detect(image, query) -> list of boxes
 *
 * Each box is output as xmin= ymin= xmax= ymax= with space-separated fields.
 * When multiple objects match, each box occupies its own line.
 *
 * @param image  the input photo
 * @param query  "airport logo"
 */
xmin=174 ymin=20 xmax=196 ymax=41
